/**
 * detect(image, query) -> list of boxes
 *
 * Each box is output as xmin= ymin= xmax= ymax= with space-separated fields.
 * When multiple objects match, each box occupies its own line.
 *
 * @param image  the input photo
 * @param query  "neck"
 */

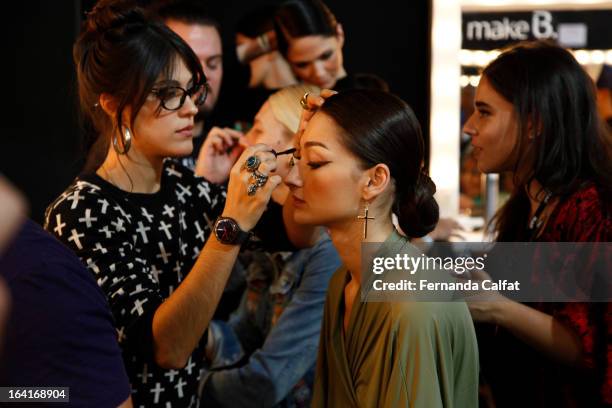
xmin=327 ymin=211 xmax=394 ymax=285
xmin=525 ymin=179 xmax=549 ymax=215
xmin=97 ymin=147 xmax=163 ymax=194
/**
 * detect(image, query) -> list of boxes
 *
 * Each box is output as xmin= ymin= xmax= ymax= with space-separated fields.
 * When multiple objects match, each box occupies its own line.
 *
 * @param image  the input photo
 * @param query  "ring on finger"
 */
xmin=252 ymin=169 xmax=268 ymax=182
xmin=242 ymin=155 xmax=261 ymax=172
xmin=300 ymin=92 xmax=316 ymax=112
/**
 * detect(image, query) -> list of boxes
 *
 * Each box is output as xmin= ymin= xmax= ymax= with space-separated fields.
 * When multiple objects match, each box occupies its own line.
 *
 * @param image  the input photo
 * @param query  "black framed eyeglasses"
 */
xmin=151 ymin=82 xmax=208 ymax=111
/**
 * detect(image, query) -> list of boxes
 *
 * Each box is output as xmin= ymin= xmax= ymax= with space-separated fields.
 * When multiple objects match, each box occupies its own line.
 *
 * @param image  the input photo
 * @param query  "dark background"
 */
xmin=1 ymin=0 xmax=431 ymax=224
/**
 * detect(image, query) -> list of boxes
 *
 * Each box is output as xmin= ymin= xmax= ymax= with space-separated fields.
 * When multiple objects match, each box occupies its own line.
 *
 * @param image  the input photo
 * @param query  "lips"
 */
xmin=177 ymin=125 xmax=194 ymax=137
xmin=292 ymin=194 xmax=306 ymax=207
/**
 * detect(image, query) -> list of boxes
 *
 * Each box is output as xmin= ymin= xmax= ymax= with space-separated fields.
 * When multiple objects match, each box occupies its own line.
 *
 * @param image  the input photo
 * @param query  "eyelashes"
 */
xmin=307 ymin=161 xmax=330 ymax=169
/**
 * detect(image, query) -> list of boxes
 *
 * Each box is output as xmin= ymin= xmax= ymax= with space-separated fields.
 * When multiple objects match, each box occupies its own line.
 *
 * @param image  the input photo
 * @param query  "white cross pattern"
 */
xmin=179 ymin=212 xmax=187 ymax=230
xmin=185 ymin=357 xmax=195 ymax=375
xmin=156 ymin=242 xmax=172 ymax=264
xmin=158 ymin=221 xmax=172 ymax=240
xmin=192 ymin=246 xmax=200 ymax=260
xmin=150 ymin=264 xmax=162 ymax=283
xmin=162 ymin=204 xmax=175 ymax=218
xmin=130 ymin=283 xmax=146 ymax=296
xmin=137 ymin=363 xmax=153 ymax=384
xmin=93 ymin=242 xmax=107 ymax=254
xmin=54 ymin=214 xmax=66 ymax=236
xmin=86 ymin=258 xmax=100 ymax=274
xmin=197 ymin=183 xmax=211 ymax=202
xmin=203 ymin=213 xmax=214 ymax=230
xmin=174 ymin=377 xmax=187 ymax=398
xmin=66 ymin=190 xmax=85 ymax=209
xmin=78 ymin=208 xmax=98 ymax=228
xmin=180 ymin=241 xmax=188 ymax=256
xmin=165 ymin=166 xmax=183 ymax=178
xmin=111 ymin=218 xmax=126 ymax=232
xmin=136 ymin=221 xmax=151 ymax=243
xmin=131 ymin=298 xmax=148 ymax=316
xmin=194 ymin=220 xmax=205 ymax=242
xmin=97 ymin=198 xmax=110 ymax=214
xmin=68 ymin=229 xmax=85 ymax=250
xmin=175 ymin=183 xmax=192 ymax=203
xmin=141 ymin=207 xmax=154 ymax=223
xmin=150 ymin=383 xmax=165 ymax=404
xmin=173 ymin=261 xmax=182 ymax=281
xmin=99 ymin=225 xmax=113 ymax=238
xmin=164 ymin=369 xmax=179 ymax=382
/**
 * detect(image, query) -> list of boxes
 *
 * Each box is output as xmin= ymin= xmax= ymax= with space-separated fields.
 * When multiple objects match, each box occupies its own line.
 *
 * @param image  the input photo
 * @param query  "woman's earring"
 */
xmin=357 ymin=201 xmax=375 ymax=240
xmin=113 ymin=127 xmax=132 ymax=155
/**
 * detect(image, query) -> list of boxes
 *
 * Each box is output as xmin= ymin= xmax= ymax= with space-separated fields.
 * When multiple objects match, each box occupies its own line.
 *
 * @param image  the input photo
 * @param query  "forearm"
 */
xmin=152 ymin=235 xmax=240 ymax=368
xmin=497 ymin=300 xmax=583 ymax=366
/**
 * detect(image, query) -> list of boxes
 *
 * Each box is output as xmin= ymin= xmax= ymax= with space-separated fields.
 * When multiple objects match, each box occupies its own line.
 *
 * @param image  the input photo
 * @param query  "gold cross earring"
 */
xmin=357 ymin=202 xmax=375 ymax=240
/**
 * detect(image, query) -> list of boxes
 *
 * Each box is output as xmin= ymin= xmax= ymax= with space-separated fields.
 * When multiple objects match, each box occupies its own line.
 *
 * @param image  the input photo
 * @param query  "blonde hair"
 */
xmin=268 ymin=84 xmax=321 ymax=134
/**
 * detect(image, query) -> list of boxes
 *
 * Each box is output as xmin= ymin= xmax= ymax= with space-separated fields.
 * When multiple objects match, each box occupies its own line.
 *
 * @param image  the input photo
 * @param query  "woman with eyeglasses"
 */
xmin=43 ymin=1 xmax=296 ymax=406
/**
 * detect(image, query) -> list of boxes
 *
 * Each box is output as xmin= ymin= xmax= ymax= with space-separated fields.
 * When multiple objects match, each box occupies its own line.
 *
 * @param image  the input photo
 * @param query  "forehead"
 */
xmin=287 ymin=35 xmax=337 ymax=63
xmin=475 ymin=76 xmax=512 ymax=109
xmin=301 ymin=112 xmax=343 ymax=147
xmin=166 ymin=20 xmax=222 ymax=57
xmin=158 ymin=58 xmax=193 ymax=86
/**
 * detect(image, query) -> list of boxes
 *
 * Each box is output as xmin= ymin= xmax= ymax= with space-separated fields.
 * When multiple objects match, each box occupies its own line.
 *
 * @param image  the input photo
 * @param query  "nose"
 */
xmin=284 ymin=159 xmax=303 ymax=190
xmin=180 ymin=94 xmax=198 ymax=117
xmin=462 ymin=113 xmax=477 ymax=138
xmin=312 ymin=61 xmax=327 ymax=82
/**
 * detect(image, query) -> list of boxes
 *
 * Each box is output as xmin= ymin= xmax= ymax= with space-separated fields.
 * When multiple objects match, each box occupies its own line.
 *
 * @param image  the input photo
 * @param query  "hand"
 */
xmin=429 ymin=217 xmax=465 ymax=241
xmin=195 ymin=127 xmax=246 ymax=184
xmin=295 ymin=89 xmax=337 ymax=148
xmin=460 ymin=269 xmax=509 ymax=324
xmin=222 ymin=144 xmax=282 ymax=231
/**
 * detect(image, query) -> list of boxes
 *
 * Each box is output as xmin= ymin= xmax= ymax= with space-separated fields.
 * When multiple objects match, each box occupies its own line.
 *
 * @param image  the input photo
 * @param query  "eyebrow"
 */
xmin=474 ymin=101 xmax=492 ymax=110
xmin=304 ymin=141 xmax=328 ymax=149
xmin=292 ymin=49 xmax=333 ymax=66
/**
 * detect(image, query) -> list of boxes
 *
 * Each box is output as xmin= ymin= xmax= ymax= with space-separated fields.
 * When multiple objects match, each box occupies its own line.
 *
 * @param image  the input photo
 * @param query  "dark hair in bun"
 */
xmin=319 ymin=89 xmax=439 ymax=238
xmin=74 ymin=0 xmax=206 ymax=171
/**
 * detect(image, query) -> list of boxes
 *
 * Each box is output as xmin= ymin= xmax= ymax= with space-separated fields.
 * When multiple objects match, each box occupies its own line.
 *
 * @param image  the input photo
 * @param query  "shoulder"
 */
xmin=549 ymin=182 xmax=611 ymax=241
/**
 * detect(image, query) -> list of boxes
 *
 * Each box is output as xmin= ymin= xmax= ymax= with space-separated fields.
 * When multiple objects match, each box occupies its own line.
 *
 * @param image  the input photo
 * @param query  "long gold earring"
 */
xmin=113 ymin=126 xmax=132 ymax=155
xmin=357 ymin=201 xmax=375 ymax=240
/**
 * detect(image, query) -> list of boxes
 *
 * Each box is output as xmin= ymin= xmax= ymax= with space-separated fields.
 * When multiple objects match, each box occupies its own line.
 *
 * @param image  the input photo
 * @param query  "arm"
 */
xmin=153 ymin=146 xmax=281 ymax=369
xmin=472 ymin=299 xmax=584 ymax=366
xmin=236 ymin=31 xmax=277 ymax=64
xmin=201 ymin=238 xmax=340 ymax=407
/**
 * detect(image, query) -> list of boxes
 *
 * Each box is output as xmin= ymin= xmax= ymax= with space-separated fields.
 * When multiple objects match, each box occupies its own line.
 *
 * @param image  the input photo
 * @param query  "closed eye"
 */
xmin=307 ymin=161 xmax=330 ymax=169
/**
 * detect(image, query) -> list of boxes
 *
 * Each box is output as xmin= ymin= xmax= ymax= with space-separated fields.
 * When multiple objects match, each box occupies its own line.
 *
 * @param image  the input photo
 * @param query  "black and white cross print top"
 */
xmin=44 ymin=160 xmax=225 ymax=408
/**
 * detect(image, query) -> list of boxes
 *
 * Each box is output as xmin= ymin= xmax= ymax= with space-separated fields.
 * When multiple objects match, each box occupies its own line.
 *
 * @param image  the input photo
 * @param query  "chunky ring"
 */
xmin=247 ymin=182 xmax=261 ymax=196
xmin=300 ymin=92 xmax=315 ymax=111
xmin=242 ymin=155 xmax=260 ymax=172
xmin=252 ymin=169 xmax=268 ymax=182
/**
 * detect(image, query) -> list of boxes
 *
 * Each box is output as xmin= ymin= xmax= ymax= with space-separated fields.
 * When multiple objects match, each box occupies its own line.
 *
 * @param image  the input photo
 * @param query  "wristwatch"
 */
xmin=213 ymin=216 xmax=251 ymax=245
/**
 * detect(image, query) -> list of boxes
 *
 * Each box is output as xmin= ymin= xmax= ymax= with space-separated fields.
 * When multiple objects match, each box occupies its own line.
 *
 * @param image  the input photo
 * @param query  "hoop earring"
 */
xmin=113 ymin=127 xmax=132 ymax=155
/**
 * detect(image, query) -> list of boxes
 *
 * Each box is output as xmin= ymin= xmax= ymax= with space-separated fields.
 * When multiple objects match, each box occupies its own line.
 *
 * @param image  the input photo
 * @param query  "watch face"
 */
xmin=215 ymin=218 xmax=238 ymax=244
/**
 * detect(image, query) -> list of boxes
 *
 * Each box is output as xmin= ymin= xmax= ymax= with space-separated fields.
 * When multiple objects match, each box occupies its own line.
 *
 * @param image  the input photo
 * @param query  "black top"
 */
xmin=44 ymin=160 xmax=225 ymax=408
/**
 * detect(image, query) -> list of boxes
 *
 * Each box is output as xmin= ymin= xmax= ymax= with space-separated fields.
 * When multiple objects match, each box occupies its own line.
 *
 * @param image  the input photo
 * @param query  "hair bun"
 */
xmin=396 ymin=171 xmax=440 ymax=238
xmin=85 ymin=0 xmax=146 ymax=36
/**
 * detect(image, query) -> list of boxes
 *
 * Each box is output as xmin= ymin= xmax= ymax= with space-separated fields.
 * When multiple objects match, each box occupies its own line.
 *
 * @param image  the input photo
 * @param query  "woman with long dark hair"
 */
xmin=463 ymin=40 xmax=611 ymax=406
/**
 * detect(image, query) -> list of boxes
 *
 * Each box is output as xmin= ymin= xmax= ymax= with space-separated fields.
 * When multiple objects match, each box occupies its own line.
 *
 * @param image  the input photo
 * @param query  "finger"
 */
xmin=223 ymin=128 xmax=245 ymax=139
xmin=320 ymin=89 xmax=338 ymax=99
xmin=259 ymin=175 xmax=282 ymax=197
xmin=257 ymin=160 xmax=277 ymax=175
